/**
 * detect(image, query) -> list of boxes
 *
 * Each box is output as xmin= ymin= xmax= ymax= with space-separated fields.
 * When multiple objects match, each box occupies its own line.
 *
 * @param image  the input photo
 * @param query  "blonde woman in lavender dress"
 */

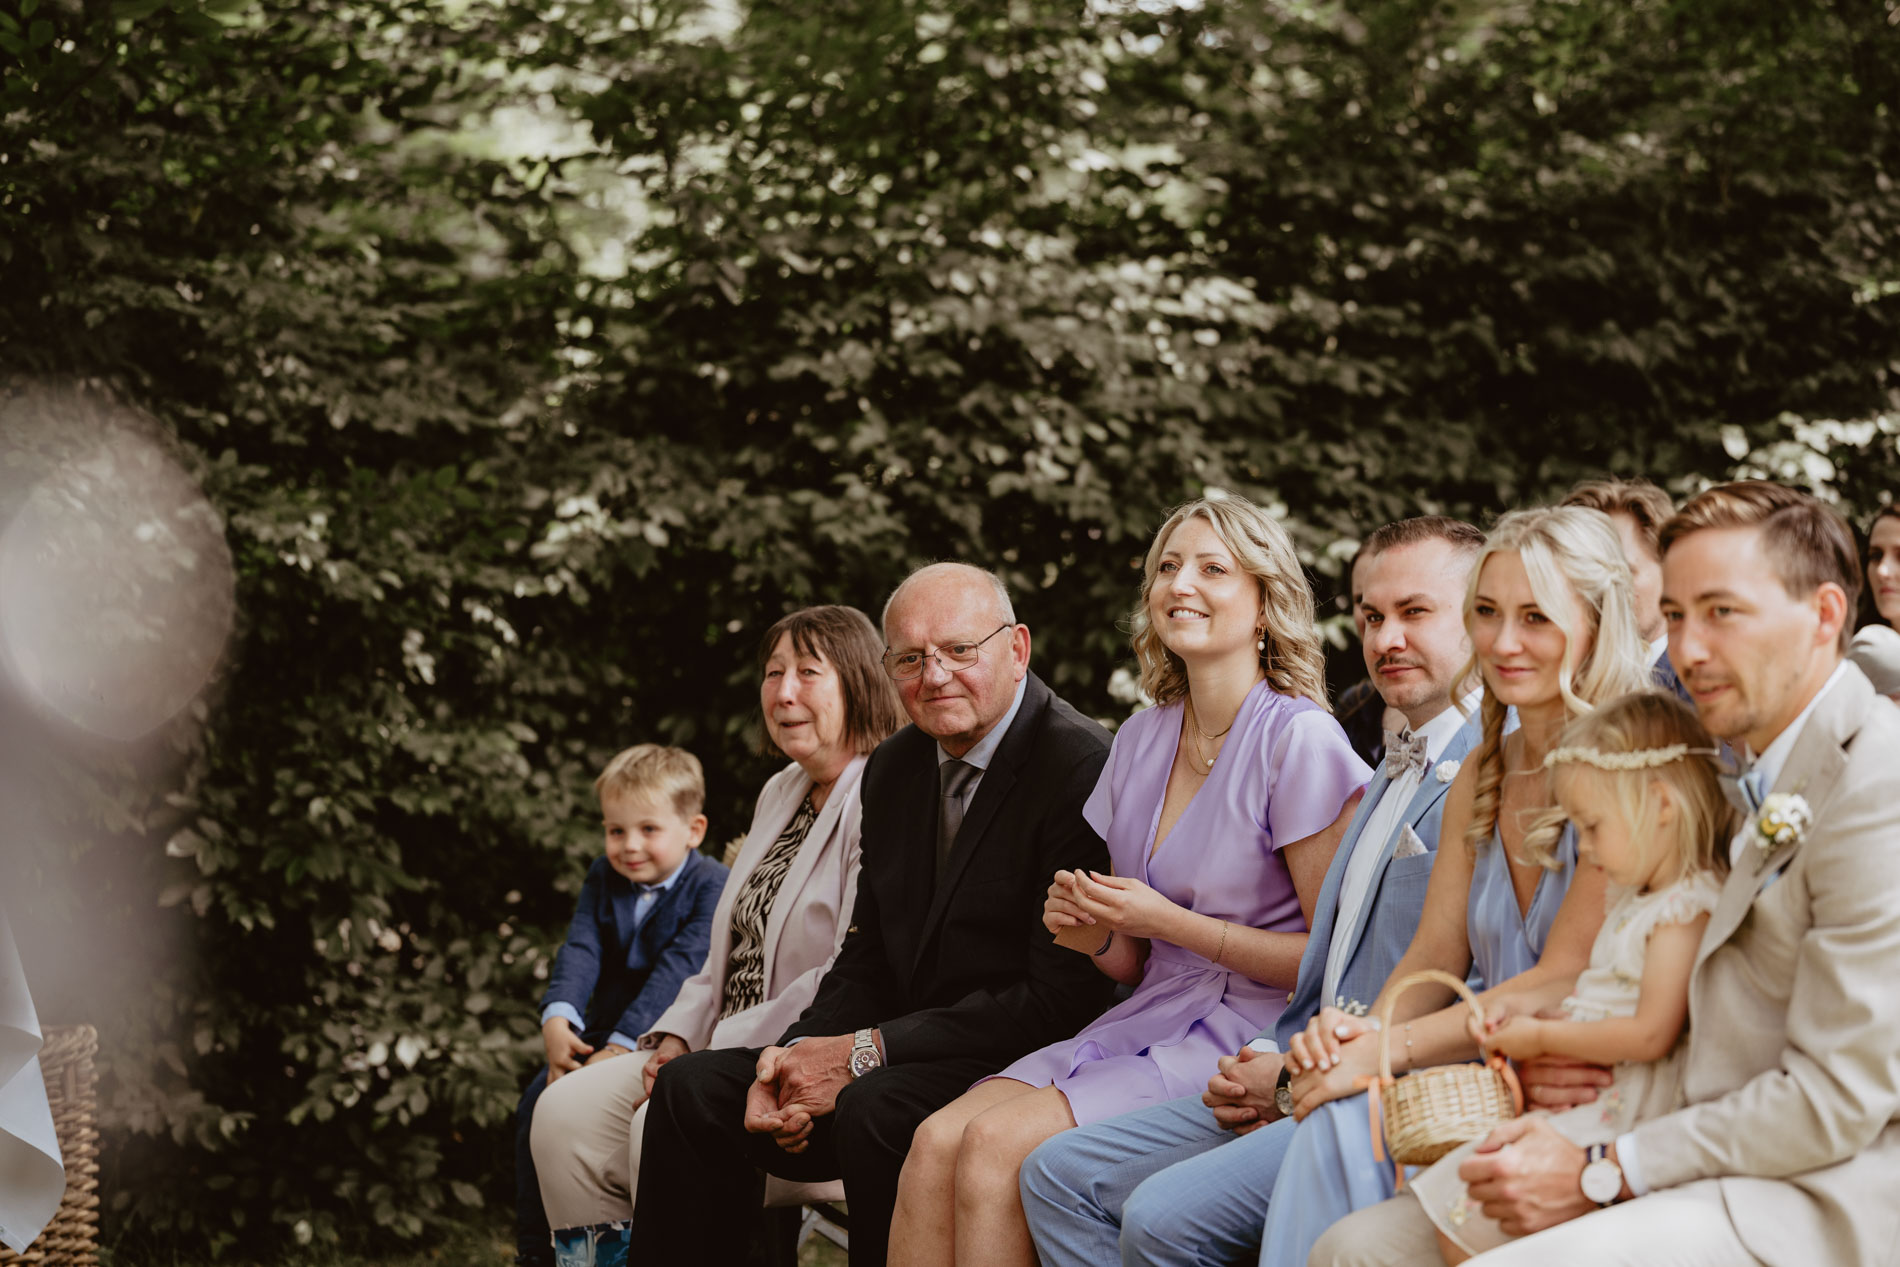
xmin=885 ymin=493 xmax=1370 ymax=1267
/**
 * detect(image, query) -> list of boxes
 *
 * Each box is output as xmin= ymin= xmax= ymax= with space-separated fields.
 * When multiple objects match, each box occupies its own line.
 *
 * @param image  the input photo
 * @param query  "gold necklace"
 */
xmin=1184 ymin=697 xmax=1234 ymax=770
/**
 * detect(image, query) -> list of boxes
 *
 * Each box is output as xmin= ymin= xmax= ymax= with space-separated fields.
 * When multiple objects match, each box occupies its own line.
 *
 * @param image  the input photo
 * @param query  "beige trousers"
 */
xmin=1309 ymin=1181 xmax=1759 ymax=1267
xmin=528 ymin=1050 xmax=655 ymax=1229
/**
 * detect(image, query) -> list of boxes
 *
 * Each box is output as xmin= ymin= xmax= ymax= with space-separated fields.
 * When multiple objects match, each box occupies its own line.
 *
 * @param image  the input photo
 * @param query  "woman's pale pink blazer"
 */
xmin=643 ymin=755 xmax=866 ymax=1053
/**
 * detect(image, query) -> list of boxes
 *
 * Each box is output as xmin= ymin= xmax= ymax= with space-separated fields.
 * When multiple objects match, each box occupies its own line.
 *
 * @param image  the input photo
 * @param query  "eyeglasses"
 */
xmin=882 ymin=624 xmax=1014 ymax=681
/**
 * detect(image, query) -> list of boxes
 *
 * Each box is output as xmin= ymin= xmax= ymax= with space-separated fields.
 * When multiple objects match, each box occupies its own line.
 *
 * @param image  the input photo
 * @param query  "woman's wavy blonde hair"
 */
xmin=1130 ymin=492 xmax=1328 ymax=710
xmin=1461 ymin=506 xmax=1652 ymax=854
xmin=1522 ymin=691 xmax=1735 ymax=877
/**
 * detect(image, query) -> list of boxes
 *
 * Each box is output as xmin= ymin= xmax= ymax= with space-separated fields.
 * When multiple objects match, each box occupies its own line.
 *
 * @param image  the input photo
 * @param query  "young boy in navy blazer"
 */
xmin=514 ymin=744 xmax=729 ymax=1267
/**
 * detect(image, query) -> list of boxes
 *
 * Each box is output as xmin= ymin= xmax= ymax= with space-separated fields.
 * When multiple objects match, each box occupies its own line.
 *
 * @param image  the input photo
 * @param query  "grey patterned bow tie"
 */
xmin=1384 ymin=729 xmax=1429 ymax=779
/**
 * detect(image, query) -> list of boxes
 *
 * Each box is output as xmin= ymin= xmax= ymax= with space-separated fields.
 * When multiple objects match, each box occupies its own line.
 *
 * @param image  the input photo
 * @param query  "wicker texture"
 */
xmin=1371 ymin=970 xmax=1522 ymax=1168
xmin=0 ymin=1025 xmax=100 ymax=1267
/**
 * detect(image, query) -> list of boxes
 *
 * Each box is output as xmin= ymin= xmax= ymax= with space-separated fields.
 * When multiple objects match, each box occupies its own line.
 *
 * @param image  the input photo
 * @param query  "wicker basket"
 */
xmin=1368 ymin=970 xmax=1522 ymax=1175
xmin=0 ymin=1025 xmax=100 ymax=1267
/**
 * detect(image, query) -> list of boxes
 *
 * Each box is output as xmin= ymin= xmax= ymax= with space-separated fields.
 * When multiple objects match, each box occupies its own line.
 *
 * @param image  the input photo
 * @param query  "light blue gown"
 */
xmin=1254 ymin=825 xmax=1578 ymax=1267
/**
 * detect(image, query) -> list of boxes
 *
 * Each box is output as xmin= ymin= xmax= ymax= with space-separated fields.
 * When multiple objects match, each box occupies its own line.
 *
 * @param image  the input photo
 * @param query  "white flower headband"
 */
xmin=1543 ymin=744 xmax=1721 ymax=772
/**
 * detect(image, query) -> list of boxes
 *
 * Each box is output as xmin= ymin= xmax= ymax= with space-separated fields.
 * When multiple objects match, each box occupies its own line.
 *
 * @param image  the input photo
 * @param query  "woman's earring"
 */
xmin=1255 ymin=629 xmax=1266 ymax=654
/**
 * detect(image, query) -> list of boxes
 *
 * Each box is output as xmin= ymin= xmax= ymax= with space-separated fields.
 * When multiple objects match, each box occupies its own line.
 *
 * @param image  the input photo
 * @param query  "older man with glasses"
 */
xmin=631 ymin=563 xmax=1115 ymax=1265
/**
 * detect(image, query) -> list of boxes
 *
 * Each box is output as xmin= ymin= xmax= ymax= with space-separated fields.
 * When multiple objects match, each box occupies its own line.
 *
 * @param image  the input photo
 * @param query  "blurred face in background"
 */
xmin=1609 ymin=511 xmax=1665 ymax=644
xmin=1867 ymin=515 xmax=1900 ymax=624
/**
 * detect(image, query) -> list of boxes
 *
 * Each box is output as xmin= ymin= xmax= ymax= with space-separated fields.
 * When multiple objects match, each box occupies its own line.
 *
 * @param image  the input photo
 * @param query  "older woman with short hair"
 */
xmin=529 ymin=604 xmax=903 ymax=1260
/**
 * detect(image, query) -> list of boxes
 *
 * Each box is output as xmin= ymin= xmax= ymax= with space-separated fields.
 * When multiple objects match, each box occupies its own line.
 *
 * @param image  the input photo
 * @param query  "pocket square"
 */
xmin=1394 ymin=825 xmax=1428 ymax=860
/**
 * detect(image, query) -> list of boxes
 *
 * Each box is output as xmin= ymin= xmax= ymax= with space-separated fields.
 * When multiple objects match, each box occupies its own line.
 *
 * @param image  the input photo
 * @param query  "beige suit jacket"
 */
xmin=1628 ymin=665 xmax=1900 ymax=1266
xmin=644 ymin=756 xmax=865 ymax=1054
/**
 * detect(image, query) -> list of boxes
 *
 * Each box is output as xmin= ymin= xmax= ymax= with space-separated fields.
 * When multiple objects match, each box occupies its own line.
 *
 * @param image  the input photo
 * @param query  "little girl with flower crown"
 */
xmin=1411 ymin=690 xmax=1737 ymax=1264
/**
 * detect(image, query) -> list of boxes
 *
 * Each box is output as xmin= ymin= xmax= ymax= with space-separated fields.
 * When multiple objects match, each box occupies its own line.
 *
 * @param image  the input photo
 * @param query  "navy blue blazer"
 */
xmin=540 ymin=848 xmax=730 ymax=1046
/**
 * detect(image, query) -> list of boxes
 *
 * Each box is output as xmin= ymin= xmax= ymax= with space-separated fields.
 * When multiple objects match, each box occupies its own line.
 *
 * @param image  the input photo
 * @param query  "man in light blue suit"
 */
xmin=1019 ymin=517 xmax=1487 ymax=1267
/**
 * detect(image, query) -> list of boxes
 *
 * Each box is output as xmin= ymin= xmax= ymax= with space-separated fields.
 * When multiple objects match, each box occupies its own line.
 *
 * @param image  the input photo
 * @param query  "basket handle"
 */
xmin=1374 ymin=968 xmax=1487 ymax=1083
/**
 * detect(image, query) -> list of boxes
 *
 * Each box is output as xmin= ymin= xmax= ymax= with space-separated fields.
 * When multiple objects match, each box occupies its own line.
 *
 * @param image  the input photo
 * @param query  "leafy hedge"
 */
xmin=1 ymin=0 xmax=1895 ymax=1253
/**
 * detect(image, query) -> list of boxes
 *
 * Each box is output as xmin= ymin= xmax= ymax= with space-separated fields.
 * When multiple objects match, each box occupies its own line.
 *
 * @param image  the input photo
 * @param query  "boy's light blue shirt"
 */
xmin=541 ymin=857 xmax=692 ymax=1051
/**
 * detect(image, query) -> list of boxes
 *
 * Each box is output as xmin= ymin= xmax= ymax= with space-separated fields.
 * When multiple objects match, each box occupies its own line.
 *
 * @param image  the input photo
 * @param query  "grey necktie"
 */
xmin=937 ymin=759 xmax=978 ymax=881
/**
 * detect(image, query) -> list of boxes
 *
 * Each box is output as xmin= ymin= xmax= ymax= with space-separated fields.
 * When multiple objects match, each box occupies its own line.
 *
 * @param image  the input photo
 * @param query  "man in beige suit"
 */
xmin=1314 ymin=480 xmax=1900 ymax=1266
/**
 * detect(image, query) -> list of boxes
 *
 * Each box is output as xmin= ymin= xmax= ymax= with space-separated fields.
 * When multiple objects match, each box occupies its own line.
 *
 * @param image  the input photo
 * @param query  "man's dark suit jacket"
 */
xmin=782 ymin=670 xmax=1116 ymax=1066
xmin=540 ymin=847 xmax=729 ymax=1046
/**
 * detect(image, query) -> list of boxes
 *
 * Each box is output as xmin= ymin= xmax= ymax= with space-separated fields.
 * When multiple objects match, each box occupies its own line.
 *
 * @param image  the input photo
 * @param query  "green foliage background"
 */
xmin=2 ymin=0 xmax=1898 ymax=1253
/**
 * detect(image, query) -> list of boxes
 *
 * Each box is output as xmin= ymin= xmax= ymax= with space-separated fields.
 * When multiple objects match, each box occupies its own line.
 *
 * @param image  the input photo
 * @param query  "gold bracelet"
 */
xmin=1213 ymin=919 xmax=1228 ymax=966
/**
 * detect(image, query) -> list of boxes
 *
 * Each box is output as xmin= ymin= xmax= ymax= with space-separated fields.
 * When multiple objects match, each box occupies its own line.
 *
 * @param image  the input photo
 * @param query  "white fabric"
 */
xmin=1321 ymin=694 xmax=1474 ymax=1002
xmin=0 ymin=903 xmax=62 ymax=1254
xmin=1648 ymin=634 xmax=1668 ymax=668
xmin=1562 ymin=873 xmax=1723 ymax=1024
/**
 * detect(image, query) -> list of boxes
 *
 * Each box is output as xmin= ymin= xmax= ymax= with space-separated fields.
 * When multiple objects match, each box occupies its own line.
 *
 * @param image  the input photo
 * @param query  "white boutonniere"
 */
xmin=1434 ymin=760 xmax=1460 ymax=784
xmin=1754 ymin=793 xmax=1812 ymax=852
xmin=1332 ymin=996 xmax=1370 ymax=1017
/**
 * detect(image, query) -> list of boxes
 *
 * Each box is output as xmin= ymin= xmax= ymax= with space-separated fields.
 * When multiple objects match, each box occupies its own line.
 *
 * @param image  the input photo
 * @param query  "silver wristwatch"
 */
xmin=1580 ymin=1142 xmax=1623 ymax=1206
xmin=848 ymin=1027 xmax=882 ymax=1079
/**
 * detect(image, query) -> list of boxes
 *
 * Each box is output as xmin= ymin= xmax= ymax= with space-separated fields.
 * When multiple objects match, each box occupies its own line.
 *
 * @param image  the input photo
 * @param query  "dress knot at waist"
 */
xmin=1142 ymin=940 xmax=1285 ymax=1003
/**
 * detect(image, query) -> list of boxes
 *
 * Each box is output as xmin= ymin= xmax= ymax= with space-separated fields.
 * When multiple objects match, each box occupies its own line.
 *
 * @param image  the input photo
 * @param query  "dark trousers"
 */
xmin=514 ymin=1066 xmax=552 ymax=1265
xmin=633 ymin=1045 xmax=993 ymax=1265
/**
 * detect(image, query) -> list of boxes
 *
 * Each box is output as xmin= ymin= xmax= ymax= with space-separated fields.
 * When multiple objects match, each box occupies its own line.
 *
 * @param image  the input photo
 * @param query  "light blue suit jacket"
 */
xmin=1268 ymin=711 xmax=1484 ymax=1047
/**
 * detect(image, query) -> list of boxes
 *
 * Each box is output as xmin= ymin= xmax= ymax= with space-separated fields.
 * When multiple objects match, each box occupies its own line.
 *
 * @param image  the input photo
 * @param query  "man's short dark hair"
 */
xmin=1661 ymin=481 xmax=1861 ymax=651
xmin=1561 ymin=478 xmax=1676 ymax=561
xmin=1362 ymin=515 xmax=1486 ymax=562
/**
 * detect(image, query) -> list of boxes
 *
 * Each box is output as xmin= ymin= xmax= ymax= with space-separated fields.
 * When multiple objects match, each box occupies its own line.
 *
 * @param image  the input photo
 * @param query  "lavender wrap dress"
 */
xmin=983 ymin=679 xmax=1370 ymax=1126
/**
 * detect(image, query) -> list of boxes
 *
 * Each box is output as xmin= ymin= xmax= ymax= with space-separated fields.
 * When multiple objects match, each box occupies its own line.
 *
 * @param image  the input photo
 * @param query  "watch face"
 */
xmin=849 ymin=1048 xmax=879 ymax=1078
xmin=1580 ymin=1159 xmax=1621 ymax=1205
xmin=1275 ymin=1085 xmax=1293 ymax=1116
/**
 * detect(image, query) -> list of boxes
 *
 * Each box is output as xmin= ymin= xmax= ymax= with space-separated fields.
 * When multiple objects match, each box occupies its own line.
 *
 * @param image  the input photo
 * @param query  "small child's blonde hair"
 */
xmin=594 ymin=744 xmax=705 ymax=819
xmin=1523 ymin=690 xmax=1735 ymax=881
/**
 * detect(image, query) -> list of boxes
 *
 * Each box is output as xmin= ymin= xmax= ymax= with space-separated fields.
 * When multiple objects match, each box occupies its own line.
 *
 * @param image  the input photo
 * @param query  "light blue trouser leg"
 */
xmin=1021 ymin=1091 xmax=1301 ymax=1267
xmin=1118 ymin=1114 xmax=1297 ymax=1266
xmin=1020 ymin=1095 xmax=1234 ymax=1267
xmin=1256 ymin=1095 xmax=1400 ymax=1267
xmin=549 ymin=1221 xmax=629 ymax=1267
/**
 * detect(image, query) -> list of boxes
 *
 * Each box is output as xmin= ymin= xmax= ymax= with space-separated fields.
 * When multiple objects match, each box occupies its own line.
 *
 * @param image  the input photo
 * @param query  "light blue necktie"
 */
xmin=1737 ymin=768 xmax=1767 ymax=815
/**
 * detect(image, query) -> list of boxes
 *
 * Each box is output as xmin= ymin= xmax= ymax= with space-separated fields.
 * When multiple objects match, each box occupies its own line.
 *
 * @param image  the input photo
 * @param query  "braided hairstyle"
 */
xmin=1460 ymin=507 xmax=1652 ymax=855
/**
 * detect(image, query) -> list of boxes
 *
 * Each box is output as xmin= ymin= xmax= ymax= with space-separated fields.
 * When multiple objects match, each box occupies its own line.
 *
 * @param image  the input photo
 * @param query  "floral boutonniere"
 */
xmin=1434 ymin=760 xmax=1460 ymax=784
xmin=1754 ymin=793 xmax=1813 ymax=853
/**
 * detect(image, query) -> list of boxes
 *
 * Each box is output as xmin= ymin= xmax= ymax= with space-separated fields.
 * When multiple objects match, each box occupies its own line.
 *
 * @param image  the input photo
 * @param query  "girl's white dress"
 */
xmin=1411 ymin=870 xmax=1723 ymax=1256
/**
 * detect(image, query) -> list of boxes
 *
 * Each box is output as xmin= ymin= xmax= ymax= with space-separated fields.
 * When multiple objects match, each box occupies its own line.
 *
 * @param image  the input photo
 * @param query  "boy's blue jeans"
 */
xmin=551 ymin=1221 xmax=631 ymax=1267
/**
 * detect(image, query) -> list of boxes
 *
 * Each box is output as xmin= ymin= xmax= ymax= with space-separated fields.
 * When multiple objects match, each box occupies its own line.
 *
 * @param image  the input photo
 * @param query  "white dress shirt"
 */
xmin=1320 ymin=692 xmax=1479 ymax=1004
